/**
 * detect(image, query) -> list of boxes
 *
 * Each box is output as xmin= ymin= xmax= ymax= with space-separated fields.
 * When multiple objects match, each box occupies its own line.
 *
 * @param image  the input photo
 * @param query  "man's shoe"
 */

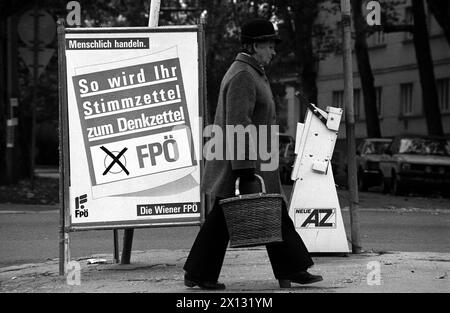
xmin=278 ymin=271 xmax=323 ymax=288
xmin=184 ymin=273 xmax=226 ymax=290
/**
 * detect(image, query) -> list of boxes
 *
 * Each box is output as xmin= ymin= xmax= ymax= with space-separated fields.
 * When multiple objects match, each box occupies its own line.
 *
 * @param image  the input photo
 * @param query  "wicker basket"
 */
xmin=219 ymin=174 xmax=283 ymax=248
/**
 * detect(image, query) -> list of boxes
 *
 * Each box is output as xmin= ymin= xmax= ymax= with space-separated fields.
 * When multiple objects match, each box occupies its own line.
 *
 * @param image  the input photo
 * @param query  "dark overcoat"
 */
xmin=185 ymin=53 xmax=314 ymax=280
xmin=202 ymin=53 xmax=283 ymax=201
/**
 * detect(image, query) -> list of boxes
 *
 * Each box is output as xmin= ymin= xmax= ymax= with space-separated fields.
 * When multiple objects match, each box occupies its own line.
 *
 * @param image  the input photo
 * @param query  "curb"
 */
xmin=340 ymin=207 xmax=450 ymax=214
xmin=1 ymin=203 xmax=448 ymax=214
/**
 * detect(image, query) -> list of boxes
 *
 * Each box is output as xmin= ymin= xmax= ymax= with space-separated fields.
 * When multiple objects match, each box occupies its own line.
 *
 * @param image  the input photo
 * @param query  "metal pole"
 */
xmin=121 ymin=228 xmax=134 ymax=264
xmin=340 ymin=0 xmax=362 ymax=254
xmin=57 ymin=18 xmax=67 ymax=275
xmin=30 ymin=1 xmax=39 ymax=188
xmin=6 ymin=16 xmax=19 ymax=184
xmin=121 ymin=0 xmax=162 ymax=265
xmin=148 ymin=0 xmax=161 ymax=27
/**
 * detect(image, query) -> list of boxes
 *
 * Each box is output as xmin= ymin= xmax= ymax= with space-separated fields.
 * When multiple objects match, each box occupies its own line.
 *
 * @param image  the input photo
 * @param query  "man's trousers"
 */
xmin=183 ymin=199 xmax=314 ymax=281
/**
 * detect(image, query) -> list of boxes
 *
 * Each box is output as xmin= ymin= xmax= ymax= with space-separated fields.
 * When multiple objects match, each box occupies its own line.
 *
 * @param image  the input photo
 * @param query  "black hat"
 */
xmin=240 ymin=18 xmax=281 ymax=44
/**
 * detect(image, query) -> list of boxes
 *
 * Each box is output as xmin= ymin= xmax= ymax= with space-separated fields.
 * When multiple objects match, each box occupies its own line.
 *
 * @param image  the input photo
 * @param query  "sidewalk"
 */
xmin=1 ymin=182 xmax=448 ymax=293
xmin=0 ymin=248 xmax=448 ymax=293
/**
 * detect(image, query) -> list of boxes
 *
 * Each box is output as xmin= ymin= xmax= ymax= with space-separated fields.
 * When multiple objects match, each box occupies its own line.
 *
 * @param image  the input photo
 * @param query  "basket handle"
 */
xmin=235 ymin=174 xmax=266 ymax=196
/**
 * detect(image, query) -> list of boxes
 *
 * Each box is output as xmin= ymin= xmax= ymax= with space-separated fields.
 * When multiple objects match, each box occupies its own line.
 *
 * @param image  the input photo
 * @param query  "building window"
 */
xmin=375 ymin=87 xmax=383 ymax=117
xmin=354 ymin=89 xmax=361 ymax=120
xmin=400 ymin=83 xmax=414 ymax=116
xmin=437 ymin=78 xmax=450 ymax=113
xmin=332 ymin=90 xmax=344 ymax=108
xmin=404 ymin=6 xmax=414 ymax=41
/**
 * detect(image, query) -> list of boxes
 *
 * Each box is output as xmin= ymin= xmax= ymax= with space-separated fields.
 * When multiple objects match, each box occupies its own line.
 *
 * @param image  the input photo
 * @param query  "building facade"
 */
xmin=316 ymin=0 xmax=450 ymax=140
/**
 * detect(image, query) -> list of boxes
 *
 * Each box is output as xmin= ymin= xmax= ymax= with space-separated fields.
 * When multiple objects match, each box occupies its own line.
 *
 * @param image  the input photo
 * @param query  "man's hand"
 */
xmin=234 ymin=168 xmax=260 ymax=195
xmin=234 ymin=168 xmax=255 ymax=181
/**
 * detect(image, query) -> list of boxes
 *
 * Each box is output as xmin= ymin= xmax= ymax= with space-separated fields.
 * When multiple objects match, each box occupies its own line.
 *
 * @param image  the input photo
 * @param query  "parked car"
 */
xmin=378 ymin=135 xmax=450 ymax=196
xmin=356 ymin=138 xmax=393 ymax=191
xmin=279 ymin=134 xmax=295 ymax=184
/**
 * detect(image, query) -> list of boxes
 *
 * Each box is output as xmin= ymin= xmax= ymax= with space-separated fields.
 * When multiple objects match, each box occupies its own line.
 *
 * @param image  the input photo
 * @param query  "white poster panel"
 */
xmin=289 ymin=106 xmax=349 ymax=253
xmin=64 ymin=28 xmax=202 ymax=227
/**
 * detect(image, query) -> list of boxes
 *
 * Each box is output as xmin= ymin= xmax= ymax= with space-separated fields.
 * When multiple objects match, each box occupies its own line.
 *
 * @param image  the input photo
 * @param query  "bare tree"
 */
xmin=411 ymin=0 xmax=443 ymax=135
xmin=287 ymin=0 xmax=321 ymax=104
xmin=351 ymin=0 xmax=381 ymax=138
xmin=426 ymin=0 xmax=450 ymax=46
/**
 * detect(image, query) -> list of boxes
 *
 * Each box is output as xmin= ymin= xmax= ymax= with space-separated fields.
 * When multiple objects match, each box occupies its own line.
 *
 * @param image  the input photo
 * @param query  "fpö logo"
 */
xmin=74 ymin=194 xmax=88 ymax=218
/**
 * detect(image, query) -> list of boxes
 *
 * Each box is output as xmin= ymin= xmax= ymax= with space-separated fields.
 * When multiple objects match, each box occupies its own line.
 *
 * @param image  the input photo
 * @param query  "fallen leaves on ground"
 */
xmin=0 ymin=178 xmax=59 ymax=205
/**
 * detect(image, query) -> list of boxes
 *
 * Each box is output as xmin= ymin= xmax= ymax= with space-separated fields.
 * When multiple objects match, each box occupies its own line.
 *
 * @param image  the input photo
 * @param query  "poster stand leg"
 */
xmin=59 ymin=227 xmax=66 ymax=275
xmin=65 ymin=233 xmax=70 ymax=269
xmin=113 ymin=230 xmax=120 ymax=263
xmin=121 ymin=229 xmax=134 ymax=264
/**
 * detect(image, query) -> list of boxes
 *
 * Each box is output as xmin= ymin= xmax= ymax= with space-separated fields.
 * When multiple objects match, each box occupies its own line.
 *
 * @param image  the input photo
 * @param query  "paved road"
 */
xmin=0 ymin=203 xmax=448 ymax=268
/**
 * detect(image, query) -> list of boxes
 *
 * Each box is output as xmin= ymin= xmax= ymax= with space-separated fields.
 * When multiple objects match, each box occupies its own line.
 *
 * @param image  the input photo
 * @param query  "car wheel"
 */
xmin=441 ymin=186 xmax=450 ymax=198
xmin=357 ymin=170 xmax=368 ymax=192
xmin=391 ymin=173 xmax=404 ymax=196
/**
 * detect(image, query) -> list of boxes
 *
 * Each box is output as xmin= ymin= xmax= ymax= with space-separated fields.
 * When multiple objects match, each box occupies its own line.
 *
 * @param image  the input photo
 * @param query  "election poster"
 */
xmin=61 ymin=27 xmax=204 ymax=229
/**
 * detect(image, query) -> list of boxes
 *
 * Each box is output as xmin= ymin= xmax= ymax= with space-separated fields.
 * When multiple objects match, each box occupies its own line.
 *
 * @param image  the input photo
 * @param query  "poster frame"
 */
xmin=58 ymin=24 xmax=206 ymax=235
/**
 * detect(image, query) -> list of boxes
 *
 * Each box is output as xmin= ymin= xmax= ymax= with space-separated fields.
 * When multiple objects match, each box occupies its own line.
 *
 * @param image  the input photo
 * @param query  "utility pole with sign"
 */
xmin=17 ymin=5 xmax=56 ymax=185
xmin=341 ymin=0 xmax=362 ymax=254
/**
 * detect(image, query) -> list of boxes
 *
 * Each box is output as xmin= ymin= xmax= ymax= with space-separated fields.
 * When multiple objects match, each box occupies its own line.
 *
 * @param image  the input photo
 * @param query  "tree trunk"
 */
xmin=291 ymin=0 xmax=319 ymax=105
xmin=351 ymin=0 xmax=381 ymax=138
xmin=0 ymin=12 xmax=6 ymax=184
xmin=426 ymin=0 xmax=450 ymax=46
xmin=412 ymin=0 xmax=443 ymax=136
xmin=200 ymin=0 xmax=231 ymax=125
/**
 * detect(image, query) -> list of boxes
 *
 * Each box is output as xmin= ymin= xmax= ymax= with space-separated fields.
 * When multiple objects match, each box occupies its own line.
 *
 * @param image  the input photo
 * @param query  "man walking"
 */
xmin=183 ymin=18 xmax=323 ymax=290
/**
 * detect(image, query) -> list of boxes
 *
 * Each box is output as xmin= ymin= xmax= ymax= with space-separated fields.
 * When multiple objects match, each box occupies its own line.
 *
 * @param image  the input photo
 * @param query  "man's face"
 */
xmin=253 ymin=41 xmax=276 ymax=66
